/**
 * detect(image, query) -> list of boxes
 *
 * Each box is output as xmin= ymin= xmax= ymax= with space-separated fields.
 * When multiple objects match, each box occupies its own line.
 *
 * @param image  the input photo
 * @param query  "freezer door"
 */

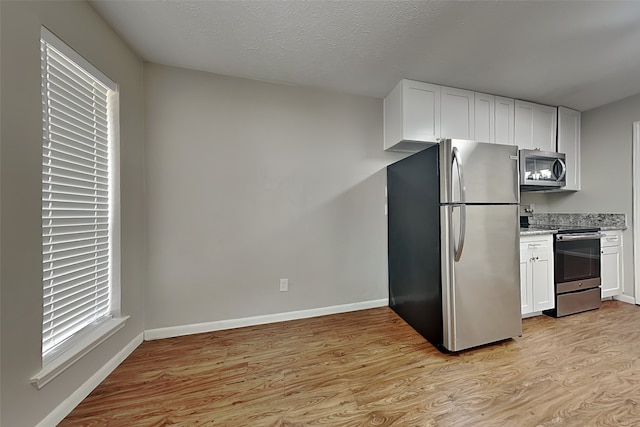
xmin=441 ymin=204 xmax=522 ymax=351
xmin=440 ymin=139 xmax=519 ymax=204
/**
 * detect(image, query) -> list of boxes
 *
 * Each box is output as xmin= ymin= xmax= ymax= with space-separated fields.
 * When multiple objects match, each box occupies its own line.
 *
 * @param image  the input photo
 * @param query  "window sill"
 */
xmin=31 ymin=316 xmax=129 ymax=389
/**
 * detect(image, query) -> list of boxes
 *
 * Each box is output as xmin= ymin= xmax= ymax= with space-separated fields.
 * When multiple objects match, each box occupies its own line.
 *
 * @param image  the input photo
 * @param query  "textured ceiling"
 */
xmin=90 ymin=0 xmax=640 ymax=111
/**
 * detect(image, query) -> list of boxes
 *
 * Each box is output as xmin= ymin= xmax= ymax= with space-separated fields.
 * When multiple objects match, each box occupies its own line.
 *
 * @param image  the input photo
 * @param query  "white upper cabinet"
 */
xmin=494 ymin=96 xmax=515 ymax=146
xmin=384 ymin=80 xmax=441 ymax=152
xmin=441 ymin=86 xmax=475 ymax=140
xmin=383 ymin=79 xmax=529 ymax=153
xmin=557 ymin=106 xmax=581 ymax=191
xmin=475 ymin=94 xmax=515 ymax=145
xmin=474 ymin=93 xmax=494 ymax=143
xmin=515 ymin=100 xmax=557 ymax=151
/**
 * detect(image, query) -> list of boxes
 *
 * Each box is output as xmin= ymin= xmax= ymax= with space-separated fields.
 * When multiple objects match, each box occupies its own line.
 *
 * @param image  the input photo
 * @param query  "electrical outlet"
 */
xmin=280 ymin=278 xmax=288 ymax=292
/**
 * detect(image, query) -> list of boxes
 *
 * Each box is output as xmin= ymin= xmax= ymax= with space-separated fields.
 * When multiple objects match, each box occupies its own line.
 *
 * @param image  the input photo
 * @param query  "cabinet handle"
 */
xmin=528 ymin=243 xmax=542 ymax=248
xmin=606 ymin=237 xmax=618 ymax=242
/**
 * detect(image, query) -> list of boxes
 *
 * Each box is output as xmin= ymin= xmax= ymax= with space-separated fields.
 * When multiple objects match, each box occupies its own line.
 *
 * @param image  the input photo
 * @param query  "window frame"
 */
xmin=32 ymin=27 xmax=126 ymax=389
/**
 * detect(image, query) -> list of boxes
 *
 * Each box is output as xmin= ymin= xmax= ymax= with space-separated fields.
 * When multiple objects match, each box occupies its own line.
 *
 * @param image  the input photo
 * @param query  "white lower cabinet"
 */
xmin=520 ymin=235 xmax=555 ymax=316
xmin=601 ymin=230 xmax=623 ymax=298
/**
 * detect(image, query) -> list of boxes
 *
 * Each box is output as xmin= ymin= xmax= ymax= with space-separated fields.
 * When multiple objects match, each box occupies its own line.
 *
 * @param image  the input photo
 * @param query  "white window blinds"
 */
xmin=41 ymin=29 xmax=117 ymax=359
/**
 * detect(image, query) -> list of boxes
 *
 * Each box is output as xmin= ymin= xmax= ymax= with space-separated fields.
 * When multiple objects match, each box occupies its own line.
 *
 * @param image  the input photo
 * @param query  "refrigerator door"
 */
xmin=440 ymin=139 xmax=519 ymax=204
xmin=441 ymin=203 xmax=522 ymax=352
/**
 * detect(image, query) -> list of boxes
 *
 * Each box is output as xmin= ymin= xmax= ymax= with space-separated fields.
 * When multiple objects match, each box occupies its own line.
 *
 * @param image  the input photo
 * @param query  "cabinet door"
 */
xmin=601 ymin=246 xmax=622 ymax=298
xmin=532 ymin=251 xmax=554 ymax=312
xmin=520 ymin=254 xmax=533 ymax=315
xmin=441 ymin=86 xmax=474 ymax=140
xmin=495 ymin=97 xmax=515 ymax=145
xmin=515 ymin=100 xmax=557 ymax=151
xmin=557 ymin=106 xmax=581 ymax=191
xmin=532 ymin=104 xmax=557 ymax=152
xmin=474 ymin=93 xmax=494 ymax=143
xmin=515 ymin=100 xmax=535 ymax=150
xmin=384 ymin=80 xmax=441 ymax=151
xmin=403 ymin=80 xmax=441 ymax=143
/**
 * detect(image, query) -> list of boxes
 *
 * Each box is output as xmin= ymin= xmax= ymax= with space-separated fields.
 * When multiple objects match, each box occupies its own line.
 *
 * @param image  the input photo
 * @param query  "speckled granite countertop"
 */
xmin=520 ymin=213 xmax=627 ymax=236
xmin=531 ymin=213 xmax=626 ymax=228
xmin=520 ymin=229 xmax=558 ymax=236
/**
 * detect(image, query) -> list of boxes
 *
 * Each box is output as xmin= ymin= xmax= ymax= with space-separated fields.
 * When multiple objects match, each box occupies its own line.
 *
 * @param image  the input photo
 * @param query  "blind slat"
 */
xmin=46 ymin=86 xmax=108 ymax=125
xmin=46 ymin=72 xmax=109 ymax=113
xmin=46 ymin=134 xmax=110 ymax=161
xmin=43 ymin=296 xmax=110 ymax=338
xmin=42 ymin=169 xmax=109 ymax=187
xmin=43 ymin=159 xmax=109 ymax=180
xmin=47 ymin=48 xmax=109 ymax=94
xmin=43 ymin=252 xmax=109 ymax=275
xmin=43 ymin=261 xmax=109 ymax=286
xmin=43 ymin=242 xmax=109 ymax=260
xmin=44 ymin=286 xmax=110 ymax=321
xmin=48 ymin=123 xmax=109 ymax=151
xmin=43 ymin=270 xmax=110 ymax=297
xmin=44 ymin=145 xmax=109 ymax=169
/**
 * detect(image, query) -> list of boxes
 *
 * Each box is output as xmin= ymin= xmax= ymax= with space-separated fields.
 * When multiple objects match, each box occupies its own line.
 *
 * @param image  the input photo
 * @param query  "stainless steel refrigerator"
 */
xmin=387 ymin=139 xmax=522 ymax=352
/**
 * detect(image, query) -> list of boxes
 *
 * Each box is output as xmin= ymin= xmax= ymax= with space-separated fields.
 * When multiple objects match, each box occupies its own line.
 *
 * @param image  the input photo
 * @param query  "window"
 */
xmin=38 ymin=27 xmax=123 ymax=378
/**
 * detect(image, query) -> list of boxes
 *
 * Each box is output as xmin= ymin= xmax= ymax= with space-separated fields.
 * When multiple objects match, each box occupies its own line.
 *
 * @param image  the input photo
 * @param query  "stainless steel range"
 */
xmin=546 ymin=227 xmax=604 ymax=317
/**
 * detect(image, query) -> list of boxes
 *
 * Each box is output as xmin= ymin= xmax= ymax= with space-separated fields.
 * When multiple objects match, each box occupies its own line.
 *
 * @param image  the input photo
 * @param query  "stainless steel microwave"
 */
xmin=519 ymin=149 xmax=566 ymax=191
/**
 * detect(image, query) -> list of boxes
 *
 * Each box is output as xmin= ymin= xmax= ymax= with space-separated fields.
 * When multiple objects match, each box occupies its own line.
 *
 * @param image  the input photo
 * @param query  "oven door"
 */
xmin=554 ymin=234 xmax=601 ymax=287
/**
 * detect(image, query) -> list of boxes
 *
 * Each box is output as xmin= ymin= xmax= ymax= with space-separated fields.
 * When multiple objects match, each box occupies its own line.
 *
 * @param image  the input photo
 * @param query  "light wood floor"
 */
xmin=61 ymin=300 xmax=640 ymax=426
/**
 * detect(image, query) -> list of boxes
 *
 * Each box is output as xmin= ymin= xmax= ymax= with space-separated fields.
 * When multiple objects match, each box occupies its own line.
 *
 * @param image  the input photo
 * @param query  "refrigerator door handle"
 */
xmin=452 ymin=146 xmax=466 ymax=203
xmin=452 ymin=146 xmax=466 ymax=262
xmin=453 ymin=204 xmax=466 ymax=262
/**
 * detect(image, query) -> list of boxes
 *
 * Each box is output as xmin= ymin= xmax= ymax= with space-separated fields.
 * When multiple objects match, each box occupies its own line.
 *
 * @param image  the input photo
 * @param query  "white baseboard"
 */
xmin=144 ymin=298 xmax=388 ymax=340
xmin=36 ymin=333 xmax=144 ymax=427
xmin=614 ymin=294 xmax=636 ymax=305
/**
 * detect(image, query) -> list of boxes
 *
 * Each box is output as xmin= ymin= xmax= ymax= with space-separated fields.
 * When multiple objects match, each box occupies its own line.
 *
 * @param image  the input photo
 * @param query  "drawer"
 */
xmin=520 ymin=237 xmax=552 ymax=252
xmin=555 ymin=287 xmax=601 ymax=317
xmin=601 ymin=231 xmax=621 ymax=247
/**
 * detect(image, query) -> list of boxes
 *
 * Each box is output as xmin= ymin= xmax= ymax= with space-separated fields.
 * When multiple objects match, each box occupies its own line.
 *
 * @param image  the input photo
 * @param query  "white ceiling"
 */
xmin=90 ymin=0 xmax=640 ymax=112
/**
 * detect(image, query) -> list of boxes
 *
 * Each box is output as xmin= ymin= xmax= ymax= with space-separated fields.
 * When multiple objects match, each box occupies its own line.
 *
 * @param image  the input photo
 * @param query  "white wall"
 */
xmin=522 ymin=93 xmax=640 ymax=298
xmin=0 ymin=2 xmax=146 ymax=426
xmin=144 ymin=64 xmax=404 ymax=330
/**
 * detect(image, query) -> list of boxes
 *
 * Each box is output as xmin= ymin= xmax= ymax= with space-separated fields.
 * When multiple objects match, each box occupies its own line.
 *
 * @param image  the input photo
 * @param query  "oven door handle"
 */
xmin=555 ymin=232 xmax=605 ymax=241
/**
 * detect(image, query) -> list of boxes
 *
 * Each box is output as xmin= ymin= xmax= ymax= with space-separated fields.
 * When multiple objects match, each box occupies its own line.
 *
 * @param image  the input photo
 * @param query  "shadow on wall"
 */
xmin=181 ymin=167 xmax=394 ymax=319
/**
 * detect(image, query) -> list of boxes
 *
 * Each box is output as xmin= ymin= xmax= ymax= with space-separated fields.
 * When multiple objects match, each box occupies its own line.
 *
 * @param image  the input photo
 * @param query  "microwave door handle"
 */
xmin=554 ymin=158 xmax=567 ymax=182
